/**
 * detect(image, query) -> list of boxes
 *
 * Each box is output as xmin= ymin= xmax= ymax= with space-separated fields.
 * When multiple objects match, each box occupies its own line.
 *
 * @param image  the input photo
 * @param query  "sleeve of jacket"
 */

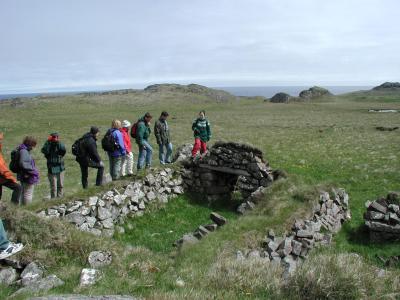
xmin=136 ymin=122 xmax=145 ymax=146
xmin=41 ymin=142 xmax=50 ymax=158
xmin=116 ymin=131 xmax=126 ymax=155
xmin=87 ymin=138 xmax=101 ymax=163
xmin=19 ymin=149 xmax=35 ymax=174
xmin=0 ymin=154 xmax=16 ymax=182
xmin=192 ymin=120 xmax=197 ymax=132
xmin=154 ymin=122 xmax=161 ymax=144
xmin=58 ymin=142 xmax=66 ymax=157
xmin=206 ymin=120 xmax=212 ymax=140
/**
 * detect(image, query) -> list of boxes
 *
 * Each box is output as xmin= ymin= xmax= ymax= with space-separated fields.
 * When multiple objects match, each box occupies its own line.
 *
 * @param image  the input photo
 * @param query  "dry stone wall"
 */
xmin=180 ymin=142 xmax=275 ymax=212
xmin=37 ymin=168 xmax=184 ymax=237
xmin=364 ymin=192 xmax=400 ymax=242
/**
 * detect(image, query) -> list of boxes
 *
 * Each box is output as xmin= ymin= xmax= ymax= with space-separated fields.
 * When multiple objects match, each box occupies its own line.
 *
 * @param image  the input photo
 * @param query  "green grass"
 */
xmin=115 ymin=195 xmax=238 ymax=253
xmin=0 ymin=87 xmax=400 ymax=299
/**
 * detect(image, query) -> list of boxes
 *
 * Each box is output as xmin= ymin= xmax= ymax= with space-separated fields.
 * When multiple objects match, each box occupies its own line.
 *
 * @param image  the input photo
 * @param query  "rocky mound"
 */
xmin=372 ymin=82 xmax=400 ymax=91
xmin=144 ymin=83 xmax=237 ymax=102
xmin=270 ymin=92 xmax=292 ymax=103
xmin=299 ymin=86 xmax=332 ymax=99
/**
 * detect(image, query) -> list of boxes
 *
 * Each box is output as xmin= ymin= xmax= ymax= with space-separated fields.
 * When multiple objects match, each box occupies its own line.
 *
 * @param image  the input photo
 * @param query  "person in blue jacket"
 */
xmin=106 ymin=120 xmax=126 ymax=180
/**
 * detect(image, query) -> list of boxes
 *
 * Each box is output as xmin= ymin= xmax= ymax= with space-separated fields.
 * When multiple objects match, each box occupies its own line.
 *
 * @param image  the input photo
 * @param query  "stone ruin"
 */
xmin=180 ymin=141 xmax=278 ymax=213
xmin=364 ymin=192 xmax=400 ymax=242
xmin=37 ymin=168 xmax=184 ymax=237
xmin=238 ymin=188 xmax=351 ymax=277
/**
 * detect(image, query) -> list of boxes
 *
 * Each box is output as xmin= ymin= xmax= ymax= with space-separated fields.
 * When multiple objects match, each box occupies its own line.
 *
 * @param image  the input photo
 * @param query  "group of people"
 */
xmin=0 ymin=110 xmax=211 ymax=259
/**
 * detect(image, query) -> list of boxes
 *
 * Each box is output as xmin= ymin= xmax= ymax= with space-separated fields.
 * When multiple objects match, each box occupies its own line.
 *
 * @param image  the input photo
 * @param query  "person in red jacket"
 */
xmin=120 ymin=120 xmax=134 ymax=176
xmin=0 ymin=132 xmax=22 ymax=204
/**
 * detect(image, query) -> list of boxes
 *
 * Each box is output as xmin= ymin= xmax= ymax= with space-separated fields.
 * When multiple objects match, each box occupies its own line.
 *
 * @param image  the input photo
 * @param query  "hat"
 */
xmin=90 ymin=126 xmax=99 ymax=135
xmin=50 ymin=132 xmax=59 ymax=137
xmin=122 ymin=120 xmax=131 ymax=128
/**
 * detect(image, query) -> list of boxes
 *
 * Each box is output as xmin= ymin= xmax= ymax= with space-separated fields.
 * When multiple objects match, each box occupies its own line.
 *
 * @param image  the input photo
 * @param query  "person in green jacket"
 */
xmin=191 ymin=110 xmax=212 ymax=157
xmin=41 ymin=132 xmax=66 ymax=198
xmin=136 ymin=112 xmax=153 ymax=169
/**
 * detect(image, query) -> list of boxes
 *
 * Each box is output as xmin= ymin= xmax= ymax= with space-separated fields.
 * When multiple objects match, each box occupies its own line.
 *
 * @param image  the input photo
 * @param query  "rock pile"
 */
xmin=38 ymin=168 xmax=184 ymax=237
xmin=238 ymin=189 xmax=351 ymax=277
xmin=0 ymin=260 xmax=64 ymax=295
xmin=364 ymin=192 xmax=400 ymax=242
xmin=269 ymin=92 xmax=292 ymax=103
xmin=174 ymin=212 xmax=227 ymax=247
xmin=180 ymin=142 xmax=274 ymax=211
xmin=299 ymin=86 xmax=332 ymax=99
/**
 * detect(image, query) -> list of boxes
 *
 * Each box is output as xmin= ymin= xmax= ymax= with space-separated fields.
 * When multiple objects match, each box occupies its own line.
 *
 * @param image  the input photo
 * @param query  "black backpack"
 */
xmin=71 ymin=137 xmax=84 ymax=157
xmin=101 ymin=129 xmax=119 ymax=152
xmin=9 ymin=149 xmax=20 ymax=173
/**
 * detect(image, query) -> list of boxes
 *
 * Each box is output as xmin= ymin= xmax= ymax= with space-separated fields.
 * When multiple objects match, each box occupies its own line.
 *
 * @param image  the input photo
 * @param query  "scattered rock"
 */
xmin=88 ymin=251 xmax=112 ymax=269
xmin=13 ymin=275 xmax=64 ymax=296
xmin=20 ymin=262 xmax=44 ymax=286
xmin=210 ymin=212 xmax=227 ymax=226
xmin=270 ymin=92 xmax=292 ymax=103
xmin=80 ymin=268 xmax=101 ymax=286
xmin=299 ymin=86 xmax=332 ymax=99
xmin=0 ymin=267 xmax=17 ymax=285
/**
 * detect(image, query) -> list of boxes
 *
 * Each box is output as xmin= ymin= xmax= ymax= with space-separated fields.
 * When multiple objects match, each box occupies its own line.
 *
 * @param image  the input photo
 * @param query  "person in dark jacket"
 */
xmin=106 ymin=120 xmax=126 ymax=181
xmin=136 ymin=112 xmax=153 ymax=170
xmin=154 ymin=111 xmax=172 ymax=165
xmin=16 ymin=136 xmax=40 ymax=205
xmin=0 ymin=132 xmax=21 ymax=204
xmin=191 ymin=110 xmax=212 ymax=157
xmin=41 ymin=133 xmax=66 ymax=198
xmin=76 ymin=127 xmax=104 ymax=189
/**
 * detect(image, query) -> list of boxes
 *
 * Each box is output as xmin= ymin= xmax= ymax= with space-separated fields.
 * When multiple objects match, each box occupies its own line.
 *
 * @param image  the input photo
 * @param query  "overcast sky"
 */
xmin=0 ymin=0 xmax=399 ymax=93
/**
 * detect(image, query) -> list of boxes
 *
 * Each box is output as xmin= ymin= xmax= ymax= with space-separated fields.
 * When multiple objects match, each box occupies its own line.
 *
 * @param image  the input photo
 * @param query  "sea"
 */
xmin=0 ymin=86 xmax=373 ymax=101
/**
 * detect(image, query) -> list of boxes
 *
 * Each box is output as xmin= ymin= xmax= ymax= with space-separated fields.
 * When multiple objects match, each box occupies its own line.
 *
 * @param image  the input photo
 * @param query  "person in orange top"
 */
xmin=0 ymin=132 xmax=22 ymax=204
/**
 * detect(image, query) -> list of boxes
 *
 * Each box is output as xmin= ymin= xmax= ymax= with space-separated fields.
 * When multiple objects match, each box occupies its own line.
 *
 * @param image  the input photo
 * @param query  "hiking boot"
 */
xmin=0 ymin=242 xmax=24 ymax=260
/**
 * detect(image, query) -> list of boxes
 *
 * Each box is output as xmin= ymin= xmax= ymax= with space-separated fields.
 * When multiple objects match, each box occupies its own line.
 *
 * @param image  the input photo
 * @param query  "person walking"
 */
xmin=75 ymin=127 xmax=104 ymax=189
xmin=191 ymin=110 xmax=212 ymax=157
xmin=41 ymin=132 xmax=66 ymax=199
xmin=0 ymin=132 xmax=21 ymax=204
xmin=120 ymin=120 xmax=134 ymax=176
xmin=0 ymin=217 xmax=24 ymax=260
xmin=154 ymin=111 xmax=173 ymax=165
xmin=135 ymin=112 xmax=153 ymax=170
xmin=103 ymin=120 xmax=126 ymax=181
xmin=15 ymin=136 xmax=40 ymax=205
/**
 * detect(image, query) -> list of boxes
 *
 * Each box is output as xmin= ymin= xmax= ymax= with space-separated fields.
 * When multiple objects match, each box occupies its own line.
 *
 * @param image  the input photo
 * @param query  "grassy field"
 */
xmin=0 ymin=86 xmax=399 ymax=299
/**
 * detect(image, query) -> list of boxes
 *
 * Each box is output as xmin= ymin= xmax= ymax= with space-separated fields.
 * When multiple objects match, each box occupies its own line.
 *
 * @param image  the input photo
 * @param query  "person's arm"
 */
xmin=87 ymin=139 xmax=101 ymax=163
xmin=116 ymin=131 xmax=126 ymax=155
xmin=41 ymin=142 xmax=49 ymax=158
xmin=192 ymin=120 xmax=197 ymax=132
xmin=19 ymin=149 xmax=35 ymax=174
xmin=137 ymin=122 xmax=145 ymax=146
xmin=58 ymin=142 xmax=66 ymax=157
xmin=154 ymin=122 xmax=162 ymax=145
xmin=206 ymin=120 xmax=212 ymax=141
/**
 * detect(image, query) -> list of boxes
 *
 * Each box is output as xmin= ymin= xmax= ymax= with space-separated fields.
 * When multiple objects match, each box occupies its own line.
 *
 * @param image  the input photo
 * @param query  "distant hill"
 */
xmin=372 ymin=82 xmax=400 ymax=91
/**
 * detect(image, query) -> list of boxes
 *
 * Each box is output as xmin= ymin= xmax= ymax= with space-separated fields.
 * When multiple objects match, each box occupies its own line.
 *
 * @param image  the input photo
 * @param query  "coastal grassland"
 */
xmin=0 ymin=89 xmax=399 ymax=299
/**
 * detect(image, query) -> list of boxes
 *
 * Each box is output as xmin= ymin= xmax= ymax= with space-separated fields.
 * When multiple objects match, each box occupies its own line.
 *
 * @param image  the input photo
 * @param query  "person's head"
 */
xmin=23 ymin=136 xmax=37 ymax=150
xmin=199 ymin=110 xmax=206 ymax=119
xmin=48 ymin=132 xmax=59 ymax=142
xmin=144 ymin=112 xmax=153 ymax=123
xmin=112 ymin=119 xmax=122 ymax=129
xmin=160 ymin=111 xmax=169 ymax=121
xmin=90 ymin=126 xmax=100 ymax=139
xmin=121 ymin=120 xmax=131 ymax=128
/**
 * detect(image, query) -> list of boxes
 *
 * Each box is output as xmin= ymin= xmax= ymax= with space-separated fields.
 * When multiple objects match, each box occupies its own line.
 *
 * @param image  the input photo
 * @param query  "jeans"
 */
xmin=121 ymin=152 xmax=134 ymax=176
xmin=159 ymin=143 xmax=173 ymax=164
xmin=137 ymin=140 xmax=153 ymax=169
xmin=79 ymin=161 xmax=104 ymax=189
xmin=0 ymin=180 xmax=22 ymax=204
xmin=192 ymin=138 xmax=207 ymax=157
xmin=21 ymin=182 xmax=34 ymax=205
xmin=108 ymin=154 xmax=122 ymax=181
xmin=48 ymin=172 xmax=64 ymax=198
xmin=0 ymin=218 xmax=9 ymax=250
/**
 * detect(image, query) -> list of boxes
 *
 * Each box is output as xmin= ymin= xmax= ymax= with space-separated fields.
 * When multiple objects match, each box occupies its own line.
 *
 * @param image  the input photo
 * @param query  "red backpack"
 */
xmin=130 ymin=122 xmax=139 ymax=138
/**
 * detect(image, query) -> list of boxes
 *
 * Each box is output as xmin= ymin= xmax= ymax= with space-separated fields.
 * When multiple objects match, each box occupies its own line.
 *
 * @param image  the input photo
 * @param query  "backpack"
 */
xmin=71 ymin=137 xmax=84 ymax=157
xmin=9 ymin=149 xmax=20 ymax=173
xmin=130 ymin=122 xmax=139 ymax=138
xmin=102 ymin=129 xmax=119 ymax=152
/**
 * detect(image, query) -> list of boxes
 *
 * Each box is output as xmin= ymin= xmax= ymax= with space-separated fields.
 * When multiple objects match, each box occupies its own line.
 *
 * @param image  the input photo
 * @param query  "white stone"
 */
xmin=80 ymin=268 xmax=101 ymax=286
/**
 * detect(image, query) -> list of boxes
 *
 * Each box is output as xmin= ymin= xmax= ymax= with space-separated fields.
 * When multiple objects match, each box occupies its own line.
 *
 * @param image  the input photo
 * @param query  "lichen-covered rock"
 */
xmin=88 ymin=251 xmax=112 ymax=268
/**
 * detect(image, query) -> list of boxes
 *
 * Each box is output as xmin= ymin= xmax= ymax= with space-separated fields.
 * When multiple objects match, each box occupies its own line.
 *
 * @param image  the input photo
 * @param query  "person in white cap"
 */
xmin=120 ymin=120 xmax=134 ymax=176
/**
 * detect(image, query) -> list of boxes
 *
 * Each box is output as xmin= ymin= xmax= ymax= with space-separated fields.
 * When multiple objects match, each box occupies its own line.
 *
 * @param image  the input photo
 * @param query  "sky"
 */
xmin=0 ymin=0 xmax=399 ymax=94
